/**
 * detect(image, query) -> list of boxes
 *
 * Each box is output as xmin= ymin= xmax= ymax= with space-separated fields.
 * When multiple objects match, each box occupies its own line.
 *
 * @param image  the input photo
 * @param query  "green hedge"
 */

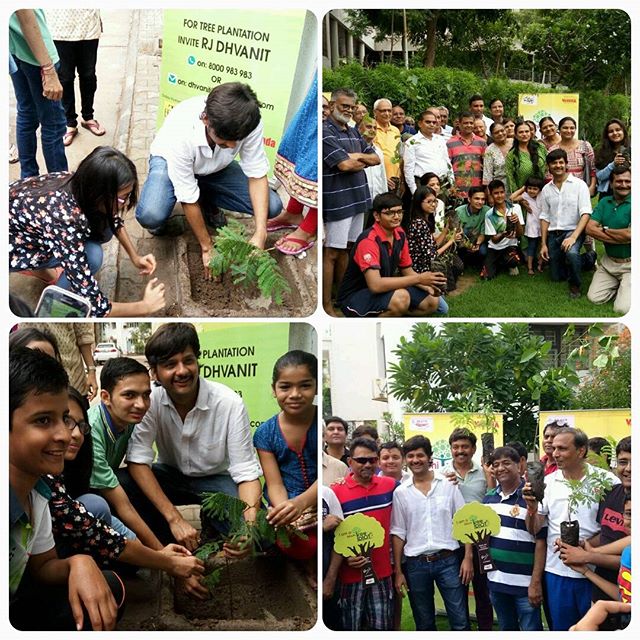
xmin=324 ymin=63 xmax=630 ymax=146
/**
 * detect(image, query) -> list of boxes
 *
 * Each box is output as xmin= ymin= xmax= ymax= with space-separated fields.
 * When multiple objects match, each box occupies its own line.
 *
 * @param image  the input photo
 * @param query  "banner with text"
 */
xmin=196 ymin=322 xmax=289 ymax=429
xmin=403 ymin=413 xmax=504 ymax=470
xmin=538 ymin=409 xmax=630 ymax=454
xmin=518 ymin=93 xmax=580 ymax=134
xmin=158 ymin=10 xmax=308 ymax=169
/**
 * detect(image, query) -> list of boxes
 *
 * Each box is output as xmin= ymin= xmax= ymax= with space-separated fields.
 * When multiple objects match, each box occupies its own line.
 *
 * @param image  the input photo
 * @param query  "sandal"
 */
xmin=81 ymin=119 xmax=106 ymax=136
xmin=276 ymin=236 xmax=315 ymax=256
xmin=267 ymin=221 xmax=298 ymax=232
xmin=9 ymin=143 xmax=19 ymax=163
xmin=63 ymin=127 xmax=78 ymax=146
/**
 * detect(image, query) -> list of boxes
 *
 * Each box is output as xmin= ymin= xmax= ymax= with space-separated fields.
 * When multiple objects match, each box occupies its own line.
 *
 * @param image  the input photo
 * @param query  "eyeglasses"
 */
xmin=336 ymin=103 xmax=354 ymax=112
xmin=352 ymin=456 xmax=379 ymax=465
xmin=63 ymin=416 xmax=91 ymax=435
xmin=380 ymin=208 xmax=403 ymax=217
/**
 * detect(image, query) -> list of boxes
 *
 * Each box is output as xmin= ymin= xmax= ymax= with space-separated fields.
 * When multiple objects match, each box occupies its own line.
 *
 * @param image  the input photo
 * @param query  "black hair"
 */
xmin=145 ymin=323 xmax=201 ymax=367
xmin=324 ymin=416 xmax=349 ymax=435
xmin=349 ymin=437 xmax=378 ymax=455
xmin=449 ymin=427 xmax=477 ymax=446
xmin=63 ymin=387 xmax=93 ymax=498
xmin=372 ymin=192 xmax=403 ymax=214
xmin=546 ymin=148 xmax=568 ymax=165
xmin=9 ymin=346 xmax=69 ymax=427
xmin=538 ymin=116 xmax=556 ymax=129
xmin=69 ymin=146 xmax=139 ymax=242
xmin=543 ymin=420 xmax=563 ymax=435
xmin=417 ymin=172 xmax=440 ymax=189
xmin=408 ymin=185 xmax=438 ymax=232
xmin=352 ymin=424 xmax=379 ymax=440
xmin=380 ymin=441 xmax=403 ymax=454
xmin=100 ymin=357 xmax=149 ymax=394
xmin=505 ymin=441 xmax=527 ymax=460
xmin=468 ymin=94 xmax=484 ymax=105
xmin=458 ymin=110 xmax=474 ymax=122
xmin=558 ymin=116 xmax=577 ymax=131
xmin=490 ymin=446 xmax=520 ymax=465
xmin=616 ymin=436 xmax=631 ymax=457
xmin=419 ymin=109 xmax=440 ymax=122
xmin=403 ymin=435 xmax=433 ymax=457
xmin=9 ymin=327 xmax=61 ymax=361
xmin=467 ymin=186 xmax=487 ymax=200
xmin=555 ymin=426 xmax=589 ymax=452
xmin=510 ymin=120 xmax=544 ymax=180
xmin=611 ymin=164 xmax=632 ymax=179
xmin=489 ymin=121 xmax=505 ymax=135
xmin=525 ymin=120 xmax=537 ymax=133
xmin=524 ymin=176 xmax=545 ymax=190
xmin=272 ymin=350 xmax=317 ymax=384
xmin=489 ymin=98 xmax=503 ymax=108
xmin=205 ymin=82 xmax=261 ymax=141
xmin=488 ymin=179 xmax=506 ymax=194
xmin=595 ymin=118 xmax=630 ymax=169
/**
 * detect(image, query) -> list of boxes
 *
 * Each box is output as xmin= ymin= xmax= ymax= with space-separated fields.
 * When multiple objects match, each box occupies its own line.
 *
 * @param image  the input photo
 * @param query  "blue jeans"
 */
xmin=135 ymin=155 xmax=282 ymax=232
xmin=437 ymin=295 xmax=449 ymax=315
xmin=76 ymin=493 xmax=136 ymax=540
xmin=404 ymin=553 xmax=470 ymax=630
xmin=489 ymin=588 xmax=542 ymax=631
xmin=10 ymin=55 xmax=68 ymax=178
xmin=547 ymin=230 xmax=584 ymax=288
xmin=118 ymin=464 xmax=239 ymax=545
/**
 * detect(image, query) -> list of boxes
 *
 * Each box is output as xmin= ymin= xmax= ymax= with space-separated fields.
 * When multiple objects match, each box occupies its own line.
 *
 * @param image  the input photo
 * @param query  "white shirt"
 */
xmin=390 ymin=473 xmax=464 ymax=557
xmin=126 ymin=377 xmax=262 ymax=483
xmin=485 ymin=203 xmax=525 ymax=250
xmin=321 ymin=485 xmax=344 ymax=519
xmin=403 ymin=131 xmax=453 ymax=194
xmin=149 ymin=95 xmax=270 ymax=204
xmin=539 ymin=465 xmax=620 ymax=578
xmin=539 ymin=174 xmax=593 ymax=231
xmin=364 ymin=145 xmax=388 ymax=201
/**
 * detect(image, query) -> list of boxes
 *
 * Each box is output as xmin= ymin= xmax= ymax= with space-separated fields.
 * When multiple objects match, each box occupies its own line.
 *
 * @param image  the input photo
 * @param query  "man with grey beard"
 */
xmin=322 ymin=88 xmax=380 ymax=316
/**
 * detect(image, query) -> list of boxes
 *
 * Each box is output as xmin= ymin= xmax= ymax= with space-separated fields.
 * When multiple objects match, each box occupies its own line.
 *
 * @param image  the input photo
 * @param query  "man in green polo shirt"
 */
xmin=456 ymin=186 xmax=489 ymax=267
xmin=586 ymin=166 xmax=631 ymax=314
xmin=88 ymin=357 xmax=162 ymax=550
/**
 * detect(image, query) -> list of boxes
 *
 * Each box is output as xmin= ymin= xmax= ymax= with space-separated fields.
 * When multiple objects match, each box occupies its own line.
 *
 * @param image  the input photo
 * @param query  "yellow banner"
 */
xmin=518 ymin=93 xmax=580 ymax=132
xmin=538 ymin=409 xmax=630 ymax=452
xmin=403 ymin=413 xmax=504 ymax=470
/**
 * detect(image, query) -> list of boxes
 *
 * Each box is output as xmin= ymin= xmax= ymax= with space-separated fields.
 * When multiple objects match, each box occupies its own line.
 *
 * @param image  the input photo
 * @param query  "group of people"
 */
xmin=322 ymin=89 xmax=631 ymax=316
xmin=9 ymin=9 xmax=317 ymax=317
xmin=9 ymin=322 xmax=318 ymax=630
xmin=322 ymin=416 xmax=630 ymax=632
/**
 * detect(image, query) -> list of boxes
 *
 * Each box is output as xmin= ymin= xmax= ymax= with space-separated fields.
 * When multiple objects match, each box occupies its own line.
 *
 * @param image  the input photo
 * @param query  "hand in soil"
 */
xmin=248 ymin=228 xmax=267 ymax=250
xmin=169 ymin=517 xmax=200 ymax=552
xmin=142 ymin=278 xmax=166 ymax=314
xmin=223 ymin=538 xmax=251 ymax=560
xmin=177 ymin=575 xmax=210 ymax=601
xmin=161 ymin=543 xmax=205 ymax=579
xmin=201 ymin=247 xmax=213 ymax=281
xmin=266 ymin=499 xmax=302 ymax=527
xmin=134 ymin=252 xmax=157 ymax=276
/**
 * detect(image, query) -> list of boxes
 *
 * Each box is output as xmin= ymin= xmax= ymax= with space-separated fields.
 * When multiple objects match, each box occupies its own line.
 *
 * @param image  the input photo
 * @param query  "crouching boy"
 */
xmin=9 ymin=347 xmax=124 ymax=630
xmin=336 ymin=193 xmax=447 ymax=317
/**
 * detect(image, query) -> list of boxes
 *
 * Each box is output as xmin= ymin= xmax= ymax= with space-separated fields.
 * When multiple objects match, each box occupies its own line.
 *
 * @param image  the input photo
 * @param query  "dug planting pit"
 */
xmin=172 ymin=215 xmax=316 ymax=317
xmin=136 ymin=554 xmax=315 ymax=630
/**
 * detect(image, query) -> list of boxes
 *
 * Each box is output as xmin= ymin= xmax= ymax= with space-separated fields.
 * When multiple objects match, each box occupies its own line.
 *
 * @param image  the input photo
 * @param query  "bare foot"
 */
xmin=267 ymin=211 xmax=303 ymax=229
xmin=323 ymin=303 xmax=339 ymax=317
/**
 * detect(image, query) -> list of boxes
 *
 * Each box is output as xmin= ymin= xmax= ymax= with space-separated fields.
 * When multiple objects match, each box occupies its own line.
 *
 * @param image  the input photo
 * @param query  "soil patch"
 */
xmin=446 ymin=272 xmax=478 ymax=297
xmin=183 ymin=238 xmax=314 ymax=317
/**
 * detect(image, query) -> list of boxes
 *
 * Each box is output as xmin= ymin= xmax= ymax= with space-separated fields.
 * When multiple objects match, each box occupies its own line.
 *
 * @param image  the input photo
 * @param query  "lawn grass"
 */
xmin=447 ymin=242 xmax=619 ymax=318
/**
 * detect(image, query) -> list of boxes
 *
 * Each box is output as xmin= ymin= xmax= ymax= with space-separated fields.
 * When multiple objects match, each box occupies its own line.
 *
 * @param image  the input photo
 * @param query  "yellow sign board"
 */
xmin=518 ymin=93 xmax=580 ymax=132
xmin=538 ymin=409 xmax=630 ymax=453
xmin=403 ymin=413 xmax=504 ymax=470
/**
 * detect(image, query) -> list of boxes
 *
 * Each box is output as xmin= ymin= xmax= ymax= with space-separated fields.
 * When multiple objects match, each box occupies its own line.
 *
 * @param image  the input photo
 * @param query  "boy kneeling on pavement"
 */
xmin=336 ymin=193 xmax=448 ymax=317
xmin=9 ymin=347 xmax=123 ymax=631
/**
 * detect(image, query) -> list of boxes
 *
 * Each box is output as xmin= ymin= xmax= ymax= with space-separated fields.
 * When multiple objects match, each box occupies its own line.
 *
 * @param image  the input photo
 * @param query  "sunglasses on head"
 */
xmin=352 ymin=456 xmax=379 ymax=465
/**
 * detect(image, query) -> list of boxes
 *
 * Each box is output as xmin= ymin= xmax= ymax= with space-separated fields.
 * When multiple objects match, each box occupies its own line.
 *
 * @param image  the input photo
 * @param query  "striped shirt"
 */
xmin=323 ymin=119 xmax=374 ymax=222
xmin=331 ymin=473 xmax=397 ymax=584
xmin=446 ymin=134 xmax=487 ymax=198
xmin=483 ymin=480 xmax=547 ymax=597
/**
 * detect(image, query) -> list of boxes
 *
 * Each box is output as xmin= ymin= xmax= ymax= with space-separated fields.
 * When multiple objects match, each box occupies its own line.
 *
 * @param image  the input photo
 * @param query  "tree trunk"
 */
xmin=422 ymin=14 xmax=438 ymax=67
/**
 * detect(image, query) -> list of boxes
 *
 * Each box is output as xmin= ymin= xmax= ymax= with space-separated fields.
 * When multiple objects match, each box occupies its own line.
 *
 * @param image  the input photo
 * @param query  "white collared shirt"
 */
xmin=149 ymin=95 xmax=270 ymax=204
xmin=539 ymin=174 xmax=593 ymax=231
xmin=126 ymin=377 xmax=262 ymax=483
xmin=390 ymin=472 xmax=464 ymax=557
xmin=403 ymin=131 xmax=453 ymax=194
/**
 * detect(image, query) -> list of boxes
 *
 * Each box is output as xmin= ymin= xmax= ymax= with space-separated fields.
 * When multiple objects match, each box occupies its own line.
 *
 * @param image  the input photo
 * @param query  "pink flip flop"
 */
xmin=276 ymin=236 xmax=315 ymax=256
xmin=267 ymin=221 xmax=298 ymax=232
xmin=81 ymin=120 xmax=106 ymax=136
